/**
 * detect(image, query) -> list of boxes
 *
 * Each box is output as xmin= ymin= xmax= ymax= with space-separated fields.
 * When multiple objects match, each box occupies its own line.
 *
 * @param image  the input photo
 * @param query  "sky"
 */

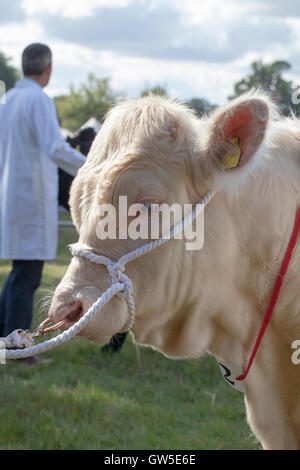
xmin=1 ymin=0 xmax=300 ymax=105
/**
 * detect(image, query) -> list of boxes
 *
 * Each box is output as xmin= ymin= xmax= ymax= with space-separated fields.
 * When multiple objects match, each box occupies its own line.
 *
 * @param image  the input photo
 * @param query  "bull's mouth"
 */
xmin=39 ymin=301 xmax=84 ymax=335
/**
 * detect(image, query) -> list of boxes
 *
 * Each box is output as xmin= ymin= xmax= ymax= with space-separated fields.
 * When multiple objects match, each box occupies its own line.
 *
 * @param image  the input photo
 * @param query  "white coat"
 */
xmin=0 ymin=78 xmax=85 ymax=260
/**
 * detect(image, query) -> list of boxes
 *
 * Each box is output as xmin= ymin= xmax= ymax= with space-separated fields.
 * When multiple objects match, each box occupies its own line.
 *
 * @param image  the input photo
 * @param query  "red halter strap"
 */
xmin=236 ymin=206 xmax=300 ymax=382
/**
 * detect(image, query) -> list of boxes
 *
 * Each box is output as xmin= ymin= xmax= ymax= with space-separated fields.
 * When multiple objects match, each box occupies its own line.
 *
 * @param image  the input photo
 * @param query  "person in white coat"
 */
xmin=0 ymin=43 xmax=85 ymax=352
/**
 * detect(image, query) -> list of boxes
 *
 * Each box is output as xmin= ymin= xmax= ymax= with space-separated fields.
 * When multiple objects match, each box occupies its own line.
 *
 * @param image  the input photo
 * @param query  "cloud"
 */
xmin=0 ymin=0 xmax=25 ymax=23
xmin=29 ymin=1 xmax=293 ymax=64
xmin=37 ymin=3 xmax=182 ymax=57
xmin=250 ymin=0 xmax=300 ymax=17
xmin=20 ymin=0 xmax=133 ymax=19
xmin=0 ymin=20 xmax=45 ymax=65
xmin=0 ymin=0 xmax=299 ymax=105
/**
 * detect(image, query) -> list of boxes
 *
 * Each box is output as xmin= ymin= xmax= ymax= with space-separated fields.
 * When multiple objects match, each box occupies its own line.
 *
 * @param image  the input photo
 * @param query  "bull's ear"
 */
xmin=206 ymin=97 xmax=269 ymax=172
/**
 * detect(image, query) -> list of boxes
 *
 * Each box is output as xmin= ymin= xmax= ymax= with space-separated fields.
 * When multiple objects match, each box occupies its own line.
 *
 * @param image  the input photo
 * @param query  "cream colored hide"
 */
xmin=49 ymin=92 xmax=300 ymax=450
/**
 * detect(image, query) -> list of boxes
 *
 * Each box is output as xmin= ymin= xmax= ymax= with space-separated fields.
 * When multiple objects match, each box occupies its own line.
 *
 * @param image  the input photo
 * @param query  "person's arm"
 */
xmin=30 ymin=92 xmax=86 ymax=176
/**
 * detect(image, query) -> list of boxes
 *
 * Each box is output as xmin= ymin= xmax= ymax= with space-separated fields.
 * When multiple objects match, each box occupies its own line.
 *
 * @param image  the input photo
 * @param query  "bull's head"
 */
xmin=49 ymin=92 xmax=271 ymax=358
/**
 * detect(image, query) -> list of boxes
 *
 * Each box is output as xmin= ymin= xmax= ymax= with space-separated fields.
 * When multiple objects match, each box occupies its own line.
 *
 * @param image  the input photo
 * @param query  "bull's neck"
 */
xmin=206 ymin=166 xmax=300 ymax=364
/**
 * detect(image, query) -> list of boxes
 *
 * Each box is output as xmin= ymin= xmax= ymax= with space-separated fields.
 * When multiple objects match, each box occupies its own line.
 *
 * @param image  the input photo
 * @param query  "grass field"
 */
xmin=0 ymin=223 xmax=260 ymax=450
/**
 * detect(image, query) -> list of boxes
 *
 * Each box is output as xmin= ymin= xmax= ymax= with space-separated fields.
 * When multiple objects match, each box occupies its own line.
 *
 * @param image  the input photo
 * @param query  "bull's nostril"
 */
xmin=50 ymin=300 xmax=84 ymax=326
xmin=66 ymin=303 xmax=83 ymax=323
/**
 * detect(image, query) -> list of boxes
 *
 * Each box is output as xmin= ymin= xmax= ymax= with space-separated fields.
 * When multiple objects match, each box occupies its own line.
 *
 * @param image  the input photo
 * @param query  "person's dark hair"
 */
xmin=22 ymin=43 xmax=52 ymax=76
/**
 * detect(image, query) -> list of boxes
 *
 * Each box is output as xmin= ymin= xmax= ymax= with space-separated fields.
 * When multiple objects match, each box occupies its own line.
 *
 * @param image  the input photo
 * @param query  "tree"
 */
xmin=140 ymin=86 xmax=217 ymax=118
xmin=187 ymin=97 xmax=217 ymax=117
xmin=230 ymin=60 xmax=300 ymax=116
xmin=140 ymin=85 xmax=168 ymax=97
xmin=0 ymin=51 xmax=20 ymax=91
xmin=54 ymin=74 xmax=117 ymax=132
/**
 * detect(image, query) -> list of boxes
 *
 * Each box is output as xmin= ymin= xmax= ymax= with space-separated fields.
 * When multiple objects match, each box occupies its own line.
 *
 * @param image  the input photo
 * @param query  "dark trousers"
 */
xmin=0 ymin=260 xmax=44 ymax=337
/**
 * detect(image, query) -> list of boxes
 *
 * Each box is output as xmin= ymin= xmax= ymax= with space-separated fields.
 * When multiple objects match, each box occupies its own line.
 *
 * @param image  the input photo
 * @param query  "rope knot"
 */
xmin=106 ymin=262 xmax=132 ymax=298
xmin=117 ymin=273 xmax=133 ymax=298
xmin=107 ymin=261 xmax=125 ymax=283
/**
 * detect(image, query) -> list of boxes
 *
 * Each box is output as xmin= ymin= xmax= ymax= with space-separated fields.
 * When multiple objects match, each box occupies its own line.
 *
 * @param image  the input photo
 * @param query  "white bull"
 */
xmin=49 ymin=91 xmax=300 ymax=450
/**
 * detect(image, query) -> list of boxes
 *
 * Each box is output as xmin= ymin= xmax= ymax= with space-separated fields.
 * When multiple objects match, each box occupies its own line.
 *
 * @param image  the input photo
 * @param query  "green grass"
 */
xmin=0 ymin=224 xmax=260 ymax=450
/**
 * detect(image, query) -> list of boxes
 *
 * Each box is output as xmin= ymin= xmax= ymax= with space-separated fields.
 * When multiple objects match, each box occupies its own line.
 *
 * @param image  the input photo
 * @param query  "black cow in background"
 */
xmin=58 ymin=127 xmax=96 ymax=210
xmin=58 ymin=126 xmax=127 ymax=354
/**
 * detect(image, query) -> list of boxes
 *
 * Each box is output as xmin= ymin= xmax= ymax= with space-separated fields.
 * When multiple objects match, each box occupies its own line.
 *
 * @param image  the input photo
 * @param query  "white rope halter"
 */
xmin=3 ymin=191 xmax=216 ymax=360
xmin=70 ymin=248 xmax=136 ymax=333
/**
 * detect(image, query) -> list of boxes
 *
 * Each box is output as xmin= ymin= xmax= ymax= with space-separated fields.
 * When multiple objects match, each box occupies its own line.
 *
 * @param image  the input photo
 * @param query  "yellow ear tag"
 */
xmin=222 ymin=137 xmax=241 ymax=170
xmin=76 ymin=145 xmax=81 ymax=151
